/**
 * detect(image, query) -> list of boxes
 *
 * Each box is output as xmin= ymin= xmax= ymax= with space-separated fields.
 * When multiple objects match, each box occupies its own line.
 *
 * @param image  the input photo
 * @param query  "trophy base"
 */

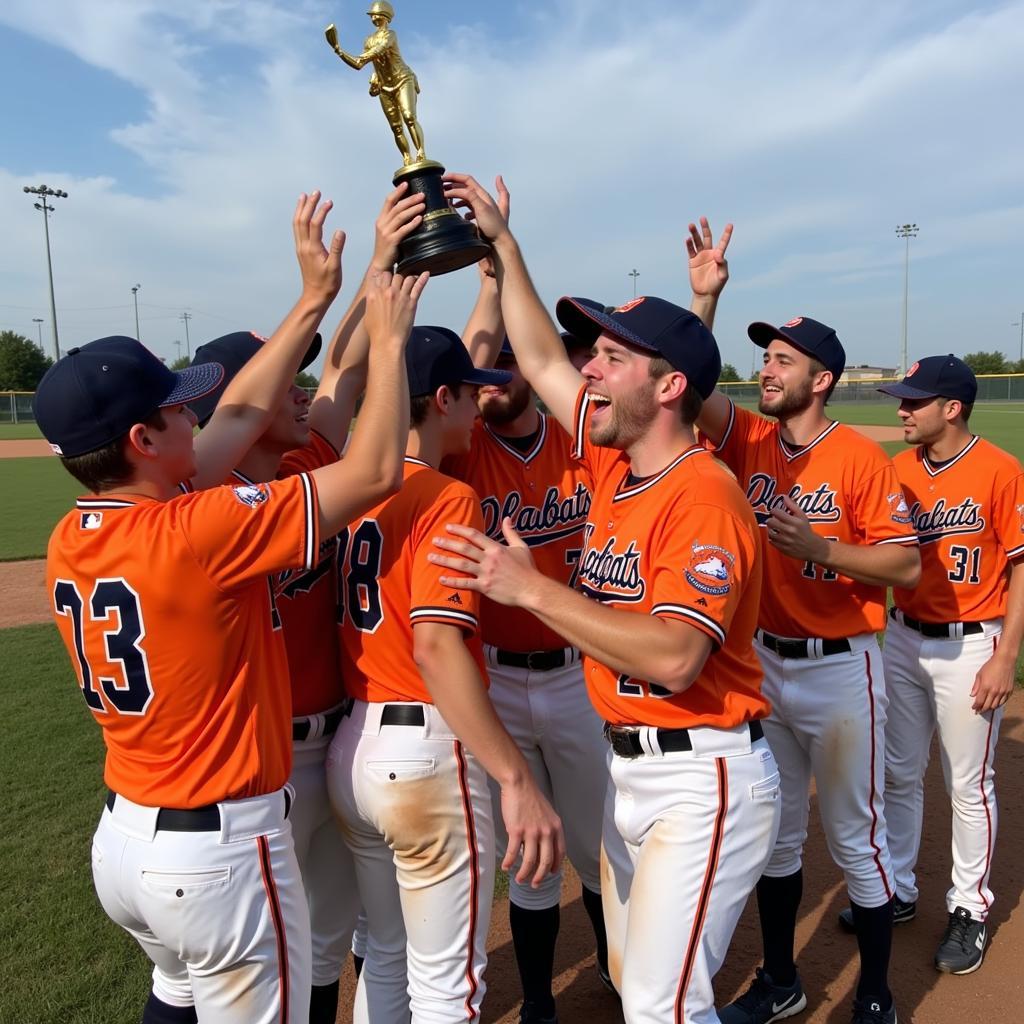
xmin=392 ymin=161 xmax=491 ymax=277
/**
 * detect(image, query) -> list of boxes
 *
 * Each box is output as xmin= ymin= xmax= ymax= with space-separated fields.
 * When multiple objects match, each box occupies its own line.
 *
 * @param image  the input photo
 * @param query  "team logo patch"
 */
xmin=907 ymin=361 xmax=920 ymax=377
xmin=887 ymin=492 xmax=913 ymax=526
xmin=783 ymin=317 xmax=803 ymax=328
xmin=232 ymin=483 xmax=270 ymax=508
xmin=80 ymin=511 xmax=103 ymax=530
xmin=614 ymin=297 xmax=645 ymax=314
xmin=1017 ymin=503 xmax=1024 ymax=533
xmin=250 ymin=331 xmax=269 ymax=343
xmin=684 ymin=543 xmax=735 ymax=596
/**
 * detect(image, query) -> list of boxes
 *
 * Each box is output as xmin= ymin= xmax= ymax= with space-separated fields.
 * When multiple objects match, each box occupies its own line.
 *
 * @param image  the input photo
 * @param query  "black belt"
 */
xmin=105 ymin=790 xmax=291 ymax=831
xmin=494 ymin=647 xmax=572 ymax=672
xmin=890 ymin=607 xmax=984 ymax=638
xmin=757 ymin=630 xmax=851 ymax=659
xmin=604 ymin=720 xmax=764 ymax=759
xmin=381 ymin=703 xmax=425 ymax=727
xmin=292 ymin=699 xmax=353 ymax=742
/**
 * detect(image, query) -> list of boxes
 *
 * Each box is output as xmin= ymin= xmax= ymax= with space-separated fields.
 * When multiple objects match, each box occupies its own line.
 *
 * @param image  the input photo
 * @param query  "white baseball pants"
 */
xmin=91 ymin=788 xmax=310 ymax=1023
xmin=600 ymin=727 xmax=780 ymax=1024
xmin=326 ymin=700 xmax=495 ymax=1024
xmin=288 ymin=732 xmax=362 ymax=986
xmin=883 ymin=615 xmax=1003 ymax=919
xmin=484 ymin=648 xmax=607 ymax=909
xmin=757 ymin=633 xmax=895 ymax=908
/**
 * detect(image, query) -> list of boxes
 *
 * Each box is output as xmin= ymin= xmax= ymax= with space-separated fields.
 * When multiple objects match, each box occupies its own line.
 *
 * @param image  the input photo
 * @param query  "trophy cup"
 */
xmin=325 ymin=2 xmax=490 ymax=276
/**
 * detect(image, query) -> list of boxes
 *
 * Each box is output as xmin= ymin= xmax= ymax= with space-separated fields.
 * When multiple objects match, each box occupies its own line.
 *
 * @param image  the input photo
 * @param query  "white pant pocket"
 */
xmin=365 ymin=758 xmax=436 ymax=782
xmin=140 ymin=866 xmax=232 ymax=897
xmin=750 ymin=771 xmax=781 ymax=804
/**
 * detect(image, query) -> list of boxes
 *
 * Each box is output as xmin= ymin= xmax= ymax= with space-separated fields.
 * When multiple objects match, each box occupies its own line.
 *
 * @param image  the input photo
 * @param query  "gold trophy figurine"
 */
xmin=325 ymin=3 xmax=489 ymax=276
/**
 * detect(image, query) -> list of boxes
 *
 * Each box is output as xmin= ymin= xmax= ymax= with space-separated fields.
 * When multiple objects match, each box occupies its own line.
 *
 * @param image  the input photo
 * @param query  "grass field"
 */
xmin=0 ymin=457 xmax=80 ymax=560
xmin=0 ymin=624 xmax=151 ymax=1022
xmin=0 ymin=422 xmax=43 ymax=439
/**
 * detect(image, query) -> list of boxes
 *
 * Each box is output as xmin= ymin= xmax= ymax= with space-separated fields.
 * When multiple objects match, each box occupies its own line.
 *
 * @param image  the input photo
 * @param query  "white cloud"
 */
xmin=2 ymin=0 xmax=1023 ymax=371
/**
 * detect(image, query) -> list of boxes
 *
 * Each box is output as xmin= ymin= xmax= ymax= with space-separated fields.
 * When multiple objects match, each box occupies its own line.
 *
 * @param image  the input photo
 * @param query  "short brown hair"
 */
xmin=60 ymin=409 xmax=168 ymax=493
xmin=410 ymin=382 xmax=464 ymax=427
xmin=809 ymin=356 xmax=838 ymax=403
xmin=648 ymin=357 xmax=704 ymax=426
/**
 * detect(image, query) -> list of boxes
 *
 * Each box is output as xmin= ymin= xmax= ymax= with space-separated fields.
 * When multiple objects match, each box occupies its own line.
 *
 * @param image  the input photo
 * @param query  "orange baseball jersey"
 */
xmin=571 ymin=388 xmax=769 ymax=730
xmin=892 ymin=436 xmax=1024 ymax=622
xmin=47 ymin=475 xmax=320 ymax=807
xmin=443 ymin=414 xmax=591 ymax=651
xmin=703 ymin=400 xmax=918 ymax=639
xmin=338 ymin=457 xmax=487 ymax=704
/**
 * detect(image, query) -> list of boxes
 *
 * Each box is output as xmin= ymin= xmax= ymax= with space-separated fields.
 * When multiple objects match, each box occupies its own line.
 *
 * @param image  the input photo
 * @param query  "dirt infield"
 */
xmin=330 ymin=694 xmax=1024 ymax=1023
xmin=850 ymin=424 xmax=905 ymax=442
xmin=0 ymin=438 xmax=53 ymax=457
xmin=0 ymin=559 xmax=51 ymax=627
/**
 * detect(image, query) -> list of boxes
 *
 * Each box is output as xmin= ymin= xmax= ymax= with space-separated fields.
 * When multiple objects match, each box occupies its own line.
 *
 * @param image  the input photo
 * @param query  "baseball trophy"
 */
xmin=325 ymin=2 xmax=490 ymax=276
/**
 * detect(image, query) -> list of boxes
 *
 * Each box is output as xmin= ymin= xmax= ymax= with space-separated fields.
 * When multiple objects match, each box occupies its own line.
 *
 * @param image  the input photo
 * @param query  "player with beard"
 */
xmin=686 ymin=220 xmax=920 ymax=1024
xmin=431 ymin=174 xmax=780 ymax=1024
xmin=441 ymin=252 xmax=612 ymax=1022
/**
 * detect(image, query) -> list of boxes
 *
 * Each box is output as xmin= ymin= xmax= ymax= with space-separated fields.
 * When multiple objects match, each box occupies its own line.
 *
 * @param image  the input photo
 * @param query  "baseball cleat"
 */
xmin=718 ymin=967 xmax=807 ymax=1024
xmin=518 ymin=1000 xmax=557 ymax=1024
xmin=596 ymin=962 xmax=617 ymax=996
xmin=851 ymin=996 xmax=897 ymax=1023
xmin=838 ymin=896 xmax=916 ymax=933
xmin=934 ymin=906 xmax=987 ymax=974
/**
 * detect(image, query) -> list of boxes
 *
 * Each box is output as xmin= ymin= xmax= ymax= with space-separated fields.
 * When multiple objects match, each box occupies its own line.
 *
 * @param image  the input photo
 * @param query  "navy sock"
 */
xmin=581 ymin=885 xmax=609 ymax=976
xmin=850 ymin=897 xmax=893 ymax=1007
xmin=755 ymin=869 xmax=803 ymax=987
xmin=310 ymin=980 xmax=340 ymax=1024
xmin=509 ymin=901 xmax=559 ymax=1015
xmin=141 ymin=992 xmax=197 ymax=1024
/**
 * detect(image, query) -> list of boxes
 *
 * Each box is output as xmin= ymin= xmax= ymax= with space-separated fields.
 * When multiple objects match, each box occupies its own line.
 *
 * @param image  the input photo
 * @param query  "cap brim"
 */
xmin=463 ymin=367 xmax=514 ymax=387
xmin=748 ymin=321 xmax=796 ymax=350
xmin=876 ymin=382 xmax=939 ymax=400
xmin=162 ymin=362 xmax=225 ymax=406
xmin=299 ymin=333 xmax=322 ymax=372
xmin=556 ymin=297 xmax=659 ymax=356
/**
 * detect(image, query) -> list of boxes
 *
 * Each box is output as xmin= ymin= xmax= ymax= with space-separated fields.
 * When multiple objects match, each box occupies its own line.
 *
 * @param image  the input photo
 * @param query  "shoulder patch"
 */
xmin=233 ymin=483 xmax=270 ymax=508
xmin=887 ymin=491 xmax=913 ymax=525
xmin=684 ymin=543 xmax=735 ymax=596
xmin=80 ymin=511 xmax=103 ymax=530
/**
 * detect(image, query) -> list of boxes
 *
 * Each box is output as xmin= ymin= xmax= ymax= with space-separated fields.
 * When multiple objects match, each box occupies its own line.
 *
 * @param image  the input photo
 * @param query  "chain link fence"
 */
xmin=718 ymin=374 xmax=1024 ymax=404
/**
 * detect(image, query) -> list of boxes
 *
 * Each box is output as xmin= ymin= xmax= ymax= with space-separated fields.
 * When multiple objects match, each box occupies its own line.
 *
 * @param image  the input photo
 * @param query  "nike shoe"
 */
xmin=934 ymin=906 xmax=987 ymax=975
xmin=851 ymin=996 xmax=897 ymax=1023
xmin=718 ymin=967 xmax=807 ymax=1024
xmin=837 ymin=896 xmax=916 ymax=933
xmin=519 ymin=1000 xmax=557 ymax=1024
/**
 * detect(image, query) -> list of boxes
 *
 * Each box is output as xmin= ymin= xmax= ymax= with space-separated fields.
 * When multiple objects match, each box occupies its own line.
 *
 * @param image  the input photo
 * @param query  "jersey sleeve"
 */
xmin=649 ymin=502 xmax=758 ymax=648
xmin=850 ymin=455 xmax=919 ymax=547
xmin=409 ymin=484 xmax=484 ymax=633
xmin=176 ymin=474 xmax=320 ymax=588
xmin=570 ymin=383 xmax=616 ymax=486
xmin=698 ymin=399 xmax=770 ymax=481
xmin=992 ymin=463 xmax=1024 ymax=561
xmin=279 ymin=430 xmax=339 ymax=477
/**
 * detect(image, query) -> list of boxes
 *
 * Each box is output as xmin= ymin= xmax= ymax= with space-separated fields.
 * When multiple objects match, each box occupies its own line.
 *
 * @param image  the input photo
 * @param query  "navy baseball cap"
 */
xmin=406 ymin=326 xmax=512 ymax=397
xmin=555 ymin=295 xmax=722 ymax=399
xmin=748 ymin=316 xmax=846 ymax=379
xmin=33 ymin=336 xmax=224 ymax=457
xmin=877 ymin=354 xmax=977 ymax=404
xmin=188 ymin=330 xmax=322 ymax=425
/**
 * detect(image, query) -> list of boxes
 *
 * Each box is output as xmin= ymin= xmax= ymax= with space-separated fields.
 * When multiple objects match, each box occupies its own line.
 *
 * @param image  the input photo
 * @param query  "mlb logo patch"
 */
xmin=233 ymin=483 xmax=270 ymax=508
xmin=80 ymin=511 xmax=103 ymax=530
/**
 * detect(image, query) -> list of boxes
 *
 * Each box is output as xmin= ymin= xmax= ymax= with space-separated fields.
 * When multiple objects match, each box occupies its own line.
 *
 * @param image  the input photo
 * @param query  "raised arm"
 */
xmin=309 ymin=183 xmax=426 ymax=449
xmin=310 ymin=269 xmax=427 ymax=536
xmin=444 ymin=173 xmax=582 ymax=432
xmin=686 ymin=216 xmax=735 ymax=447
xmin=190 ymin=192 xmax=342 ymax=487
xmin=460 ymin=177 xmax=510 ymax=368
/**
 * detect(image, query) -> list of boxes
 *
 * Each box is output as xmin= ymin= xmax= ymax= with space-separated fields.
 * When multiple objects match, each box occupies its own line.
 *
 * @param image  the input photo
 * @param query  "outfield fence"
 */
xmin=4 ymin=375 xmax=1024 ymax=424
xmin=719 ymin=373 xmax=1024 ymax=404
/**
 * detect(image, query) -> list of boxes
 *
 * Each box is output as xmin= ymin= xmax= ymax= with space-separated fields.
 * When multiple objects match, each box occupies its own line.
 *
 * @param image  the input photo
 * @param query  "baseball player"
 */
xmin=441 ymin=270 xmax=610 ymax=1022
xmin=685 ymin=220 xmax=920 ymax=1024
xmin=36 ymin=202 xmax=426 ymax=1024
xmin=183 ymin=184 xmax=428 ymax=1023
xmin=433 ymin=175 xmax=781 ymax=1024
xmin=325 ymin=325 xmax=565 ymax=1024
xmin=836 ymin=356 xmax=1024 ymax=974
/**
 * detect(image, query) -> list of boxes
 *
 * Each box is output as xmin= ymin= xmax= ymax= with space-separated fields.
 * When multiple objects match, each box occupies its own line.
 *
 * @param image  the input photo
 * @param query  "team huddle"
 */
xmin=34 ymin=176 xmax=1024 ymax=1024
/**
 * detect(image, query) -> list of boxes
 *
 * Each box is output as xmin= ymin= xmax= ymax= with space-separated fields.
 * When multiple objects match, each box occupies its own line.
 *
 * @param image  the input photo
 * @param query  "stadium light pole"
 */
xmin=628 ymin=268 xmax=640 ymax=299
xmin=32 ymin=318 xmax=44 ymax=349
xmin=23 ymin=184 xmax=68 ymax=361
xmin=131 ymin=284 xmax=142 ymax=341
xmin=179 ymin=311 xmax=193 ymax=357
xmin=895 ymin=223 xmax=919 ymax=378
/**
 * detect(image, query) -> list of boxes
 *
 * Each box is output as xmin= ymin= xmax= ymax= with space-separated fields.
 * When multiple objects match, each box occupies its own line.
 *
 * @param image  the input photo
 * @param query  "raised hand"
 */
xmin=442 ymin=173 xmax=511 ymax=245
xmin=686 ymin=216 xmax=733 ymax=300
xmin=372 ymin=182 xmax=427 ymax=272
xmin=472 ymin=176 xmax=510 ymax=280
xmin=363 ymin=269 xmax=430 ymax=348
xmin=294 ymin=190 xmax=346 ymax=304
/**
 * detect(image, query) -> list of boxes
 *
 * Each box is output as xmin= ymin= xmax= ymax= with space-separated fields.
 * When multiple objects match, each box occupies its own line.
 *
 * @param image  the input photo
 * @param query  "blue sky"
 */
xmin=2 ymin=0 xmax=1023 ymax=374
